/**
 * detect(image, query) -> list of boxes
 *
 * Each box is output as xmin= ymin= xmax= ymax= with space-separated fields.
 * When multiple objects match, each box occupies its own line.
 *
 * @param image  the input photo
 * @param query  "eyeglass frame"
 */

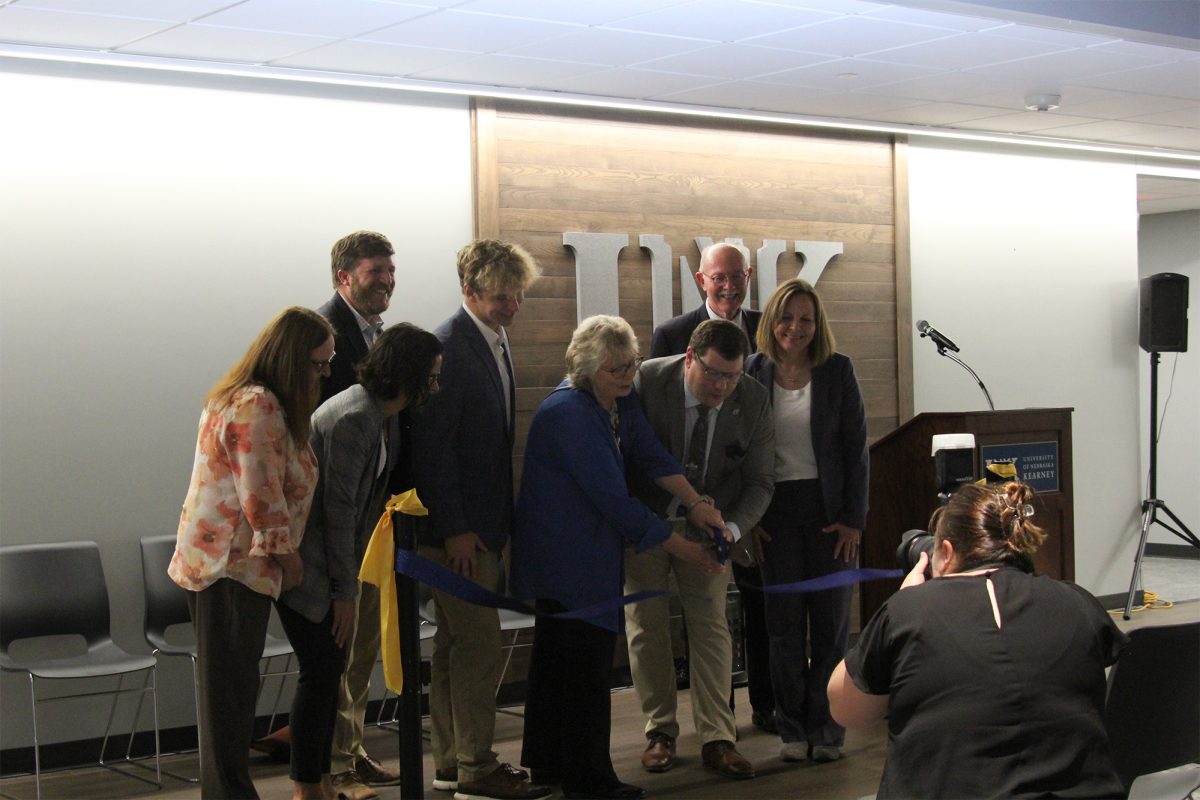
xmin=311 ymin=352 xmax=336 ymax=371
xmin=699 ymin=269 xmax=749 ymax=287
xmin=693 ymin=351 xmax=742 ymax=385
xmin=601 ymin=355 xmax=644 ymax=376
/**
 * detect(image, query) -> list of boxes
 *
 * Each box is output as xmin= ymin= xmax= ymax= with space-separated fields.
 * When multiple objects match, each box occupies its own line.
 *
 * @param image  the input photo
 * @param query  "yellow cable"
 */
xmin=1107 ymin=590 xmax=1174 ymax=615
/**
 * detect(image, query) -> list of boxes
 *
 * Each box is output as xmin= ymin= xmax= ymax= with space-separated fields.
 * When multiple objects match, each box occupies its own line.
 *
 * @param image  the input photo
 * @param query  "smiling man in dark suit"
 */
xmin=624 ymin=320 xmax=775 ymax=782
xmin=649 ymin=243 xmax=760 ymax=359
xmin=413 ymin=240 xmax=548 ymax=800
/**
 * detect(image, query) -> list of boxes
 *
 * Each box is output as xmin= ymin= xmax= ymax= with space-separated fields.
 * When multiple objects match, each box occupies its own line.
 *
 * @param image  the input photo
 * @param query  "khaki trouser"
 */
xmin=419 ymin=545 xmax=503 ymax=783
xmin=624 ymin=542 xmax=736 ymax=745
xmin=330 ymin=581 xmax=381 ymax=773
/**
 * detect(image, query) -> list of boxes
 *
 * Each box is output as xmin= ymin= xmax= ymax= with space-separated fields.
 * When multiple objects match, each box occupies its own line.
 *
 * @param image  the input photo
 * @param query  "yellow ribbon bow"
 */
xmin=359 ymin=489 xmax=428 ymax=693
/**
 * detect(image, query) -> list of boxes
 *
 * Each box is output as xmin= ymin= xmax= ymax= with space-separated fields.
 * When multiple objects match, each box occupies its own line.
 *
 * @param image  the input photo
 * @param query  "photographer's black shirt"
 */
xmin=846 ymin=568 xmax=1126 ymax=799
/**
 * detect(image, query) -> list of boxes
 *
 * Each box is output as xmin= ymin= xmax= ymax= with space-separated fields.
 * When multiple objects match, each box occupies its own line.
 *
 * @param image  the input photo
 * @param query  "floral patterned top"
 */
xmin=169 ymin=385 xmax=318 ymax=599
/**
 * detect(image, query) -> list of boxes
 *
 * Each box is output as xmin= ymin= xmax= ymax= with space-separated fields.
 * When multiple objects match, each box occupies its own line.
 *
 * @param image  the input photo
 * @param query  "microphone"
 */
xmin=916 ymin=319 xmax=960 ymax=353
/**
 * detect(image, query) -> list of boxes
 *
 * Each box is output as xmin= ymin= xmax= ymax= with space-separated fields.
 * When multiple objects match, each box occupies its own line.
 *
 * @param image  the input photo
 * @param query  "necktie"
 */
xmin=499 ymin=340 xmax=515 ymax=432
xmin=685 ymin=405 xmax=710 ymax=490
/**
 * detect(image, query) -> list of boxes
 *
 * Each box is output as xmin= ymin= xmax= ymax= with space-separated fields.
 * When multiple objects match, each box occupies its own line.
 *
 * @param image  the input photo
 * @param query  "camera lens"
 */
xmin=896 ymin=529 xmax=934 ymax=580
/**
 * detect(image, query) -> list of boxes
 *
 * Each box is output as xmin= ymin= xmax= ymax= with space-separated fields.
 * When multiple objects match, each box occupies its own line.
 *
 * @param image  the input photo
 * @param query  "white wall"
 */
xmin=0 ymin=62 xmax=472 ymax=747
xmin=907 ymin=141 xmax=1199 ymax=597
xmin=1137 ymin=210 xmax=1200 ymax=546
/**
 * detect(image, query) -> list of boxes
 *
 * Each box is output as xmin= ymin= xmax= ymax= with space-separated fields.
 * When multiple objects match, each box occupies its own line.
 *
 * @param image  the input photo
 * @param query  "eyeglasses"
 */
xmin=701 ymin=270 xmax=749 ymax=287
xmin=602 ymin=355 xmax=644 ymax=376
xmin=311 ymin=352 xmax=336 ymax=372
xmin=694 ymin=352 xmax=742 ymax=385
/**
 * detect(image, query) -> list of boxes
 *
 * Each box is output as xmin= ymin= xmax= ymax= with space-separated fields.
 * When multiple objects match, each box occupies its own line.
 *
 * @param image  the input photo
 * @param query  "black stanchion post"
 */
xmin=395 ymin=511 xmax=424 ymax=798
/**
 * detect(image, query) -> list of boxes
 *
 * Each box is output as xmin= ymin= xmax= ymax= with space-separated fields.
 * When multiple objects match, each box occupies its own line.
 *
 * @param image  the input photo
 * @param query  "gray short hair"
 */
xmin=566 ymin=315 xmax=639 ymax=390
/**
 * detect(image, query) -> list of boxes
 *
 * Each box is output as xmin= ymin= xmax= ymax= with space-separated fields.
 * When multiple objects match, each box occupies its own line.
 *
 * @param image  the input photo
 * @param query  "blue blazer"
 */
xmin=413 ymin=307 xmax=515 ymax=551
xmin=649 ymin=305 xmax=761 ymax=359
xmin=744 ymin=351 xmax=869 ymax=531
xmin=511 ymin=383 xmax=679 ymax=632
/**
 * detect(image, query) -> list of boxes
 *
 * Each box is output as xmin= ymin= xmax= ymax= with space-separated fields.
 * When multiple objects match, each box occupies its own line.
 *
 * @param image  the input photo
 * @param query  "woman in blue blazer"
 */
xmin=511 ymin=315 xmax=725 ymax=800
xmin=744 ymin=278 xmax=869 ymax=766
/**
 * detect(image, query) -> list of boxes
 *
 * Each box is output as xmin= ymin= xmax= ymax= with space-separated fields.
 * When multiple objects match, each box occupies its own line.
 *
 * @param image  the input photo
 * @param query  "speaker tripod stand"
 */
xmin=1123 ymin=351 xmax=1198 ymax=619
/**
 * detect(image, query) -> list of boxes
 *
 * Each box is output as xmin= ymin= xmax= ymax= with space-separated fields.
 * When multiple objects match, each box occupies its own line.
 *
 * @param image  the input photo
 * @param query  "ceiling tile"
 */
xmin=865 ymin=101 xmax=1015 ymax=125
xmin=502 ymin=26 xmax=712 ymax=66
xmin=197 ymin=0 xmax=433 ymax=38
xmin=1063 ymin=90 xmax=1197 ymax=119
xmin=753 ymin=56 xmax=943 ymax=90
xmin=964 ymin=46 xmax=1160 ymax=84
xmin=865 ymin=31 xmax=1069 ymax=69
xmin=949 ymin=111 xmax=1111 ymax=134
xmin=1126 ymin=107 xmax=1200 ymax=127
xmin=412 ymin=52 xmax=605 ymax=86
xmin=1075 ymin=60 xmax=1200 ymax=100
xmin=857 ymin=69 xmax=1014 ymax=103
xmin=860 ymin=4 xmax=1007 ymax=33
xmin=658 ymin=78 xmax=830 ymax=114
xmin=632 ymin=42 xmax=828 ymax=78
xmin=15 ymin=0 xmax=232 ymax=20
xmin=549 ymin=67 xmax=721 ymax=98
xmin=610 ymin=0 xmax=836 ymax=42
xmin=980 ymin=22 xmax=1117 ymax=48
xmin=1113 ymin=126 xmax=1200 ymax=150
xmin=118 ymin=23 xmax=334 ymax=62
xmin=364 ymin=9 xmax=578 ymax=52
xmin=778 ymin=90 xmax=920 ymax=117
xmin=270 ymin=39 xmax=466 ymax=76
xmin=452 ymin=0 xmax=689 ymax=26
xmin=0 ymin=6 xmax=172 ymax=48
xmin=747 ymin=14 xmax=960 ymax=58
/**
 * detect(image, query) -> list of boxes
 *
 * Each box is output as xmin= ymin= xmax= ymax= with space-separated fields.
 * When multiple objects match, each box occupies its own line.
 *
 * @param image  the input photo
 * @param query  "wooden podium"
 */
xmin=860 ymin=408 xmax=1075 ymax=623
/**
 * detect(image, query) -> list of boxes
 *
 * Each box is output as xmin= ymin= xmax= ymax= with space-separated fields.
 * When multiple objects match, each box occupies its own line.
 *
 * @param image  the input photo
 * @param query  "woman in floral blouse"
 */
xmin=169 ymin=306 xmax=334 ymax=800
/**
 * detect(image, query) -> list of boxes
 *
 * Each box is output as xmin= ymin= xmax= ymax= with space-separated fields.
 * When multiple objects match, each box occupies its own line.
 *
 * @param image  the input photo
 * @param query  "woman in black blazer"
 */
xmin=743 ymin=278 xmax=869 ymax=766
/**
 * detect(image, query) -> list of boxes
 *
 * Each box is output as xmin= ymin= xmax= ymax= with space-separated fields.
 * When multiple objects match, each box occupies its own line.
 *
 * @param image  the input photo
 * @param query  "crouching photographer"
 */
xmin=828 ymin=481 xmax=1128 ymax=799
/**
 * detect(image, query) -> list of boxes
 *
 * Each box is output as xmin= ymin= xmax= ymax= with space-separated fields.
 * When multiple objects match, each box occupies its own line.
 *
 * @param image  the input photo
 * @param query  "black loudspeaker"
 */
xmin=1139 ymin=273 xmax=1189 ymax=353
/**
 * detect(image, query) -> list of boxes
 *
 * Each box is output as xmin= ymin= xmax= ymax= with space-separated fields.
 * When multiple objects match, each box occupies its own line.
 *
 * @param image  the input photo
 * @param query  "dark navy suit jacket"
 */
xmin=316 ymin=293 xmax=370 ymax=403
xmin=744 ymin=351 xmax=869 ymax=531
xmin=649 ymin=305 xmax=761 ymax=359
xmin=413 ymin=306 xmax=515 ymax=551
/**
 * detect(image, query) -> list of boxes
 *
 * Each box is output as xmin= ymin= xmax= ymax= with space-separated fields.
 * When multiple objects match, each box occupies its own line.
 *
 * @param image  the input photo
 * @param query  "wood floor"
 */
xmin=4 ymin=599 xmax=1195 ymax=800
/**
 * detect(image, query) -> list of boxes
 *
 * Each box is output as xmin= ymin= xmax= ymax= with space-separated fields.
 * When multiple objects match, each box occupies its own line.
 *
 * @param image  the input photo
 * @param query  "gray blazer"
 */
xmin=279 ymin=384 xmax=398 ymax=624
xmin=630 ymin=355 xmax=775 ymax=534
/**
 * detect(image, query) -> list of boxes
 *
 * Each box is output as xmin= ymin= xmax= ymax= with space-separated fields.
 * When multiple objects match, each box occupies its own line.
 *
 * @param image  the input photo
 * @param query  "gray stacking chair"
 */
xmin=0 ymin=541 xmax=161 ymax=800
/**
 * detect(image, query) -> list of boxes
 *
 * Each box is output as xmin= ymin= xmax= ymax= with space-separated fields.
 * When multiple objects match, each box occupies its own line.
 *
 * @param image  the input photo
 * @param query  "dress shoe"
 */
xmin=811 ymin=745 xmax=843 ymax=763
xmin=331 ymin=770 xmax=380 ymax=800
xmin=355 ymin=754 xmax=401 ymax=786
xmin=779 ymin=741 xmax=807 ymax=762
xmin=563 ymin=781 xmax=645 ymax=799
xmin=453 ymin=763 xmax=549 ymax=800
xmin=433 ymin=767 xmax=458 ymax=791
xmin=640 ymin=731 xmax=676 ymax=772
xmin=751 ymin=710 xmax=778 ymax=735
xmin=701 ymin=740 xmax=756 ymax=779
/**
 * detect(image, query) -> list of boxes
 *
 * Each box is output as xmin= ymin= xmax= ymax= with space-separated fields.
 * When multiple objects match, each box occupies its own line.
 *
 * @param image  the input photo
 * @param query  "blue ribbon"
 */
xmin=395 ymin=549 xmax=668 ymax=622
xmin=761 ymin=568 xmax=904 ymax=594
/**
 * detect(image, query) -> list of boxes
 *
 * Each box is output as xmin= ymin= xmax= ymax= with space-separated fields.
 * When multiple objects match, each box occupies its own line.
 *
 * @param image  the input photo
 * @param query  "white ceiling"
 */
xmin=2 ymin=0 xmax=1199 ymax=208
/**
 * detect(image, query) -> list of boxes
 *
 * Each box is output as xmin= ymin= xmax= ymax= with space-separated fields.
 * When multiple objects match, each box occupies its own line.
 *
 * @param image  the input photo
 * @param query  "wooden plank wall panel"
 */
xmin=478 ymin=101 xmax=901 ymax=463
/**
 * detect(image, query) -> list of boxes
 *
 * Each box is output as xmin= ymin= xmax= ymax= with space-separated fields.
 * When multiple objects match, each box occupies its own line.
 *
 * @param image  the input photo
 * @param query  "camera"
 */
xmin=896 ymin=529 xmax=934 ymax=580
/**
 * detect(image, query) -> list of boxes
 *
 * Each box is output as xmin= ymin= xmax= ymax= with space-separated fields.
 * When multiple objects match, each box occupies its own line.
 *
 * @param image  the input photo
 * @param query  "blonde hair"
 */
xmin=756 ymin=278 xmax=836 ymax=366
xmin=565 ymin=315 xmax=639 ymax=391
xmin=457 ymin=239 xmax=540 ymax=295
xmin=206 ymin=307 xmax=333 ymax=441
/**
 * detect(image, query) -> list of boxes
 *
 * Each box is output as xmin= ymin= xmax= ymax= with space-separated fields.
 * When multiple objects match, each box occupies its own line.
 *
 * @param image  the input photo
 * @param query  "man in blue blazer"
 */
xmin=625 ymin=320 xmax=775 ymax=782
xmin=649 ymin=243 xmax=761 ymax=359
xmin=413 ymin=240 xmax=549 ymax=800
xmin=648 ymin=243 xmax=776 ymax=739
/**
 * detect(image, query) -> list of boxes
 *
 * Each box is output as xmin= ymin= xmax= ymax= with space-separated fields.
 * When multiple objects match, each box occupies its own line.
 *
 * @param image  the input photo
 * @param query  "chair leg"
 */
xmin=495 ymin=629 xmax=525 ymax=719
xmin=97 ymin=669 xmax=163 ymax=789
xmin=30 ymin=675 xmax=42 ymax=800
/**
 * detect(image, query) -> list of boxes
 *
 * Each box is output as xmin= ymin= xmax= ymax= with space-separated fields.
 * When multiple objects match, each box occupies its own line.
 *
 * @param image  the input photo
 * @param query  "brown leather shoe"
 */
xmin=701 ymin=740 xmax=755 ymax=779
xmin=355 ymin=754 xmax=401 ymax=786
xmin=640 ymin=731 xmax=676 ymax=772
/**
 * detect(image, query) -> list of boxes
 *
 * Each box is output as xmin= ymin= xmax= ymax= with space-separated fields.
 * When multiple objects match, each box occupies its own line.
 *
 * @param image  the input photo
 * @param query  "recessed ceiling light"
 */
xmin=837 ymin=72 xmax=859 ymax=80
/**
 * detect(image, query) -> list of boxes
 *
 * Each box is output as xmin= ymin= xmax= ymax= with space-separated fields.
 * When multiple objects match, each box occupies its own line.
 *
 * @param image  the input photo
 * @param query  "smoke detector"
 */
xmin=1024 ymin=93 xmax=1062 ymax=112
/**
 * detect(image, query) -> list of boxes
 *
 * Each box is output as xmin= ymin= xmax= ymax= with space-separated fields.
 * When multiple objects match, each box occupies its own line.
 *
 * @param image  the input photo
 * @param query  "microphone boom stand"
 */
xmin=1122 ymin=350 xmax=1198 ymax=619
xmin=930 ymin=343 xmax=995 ymax=411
